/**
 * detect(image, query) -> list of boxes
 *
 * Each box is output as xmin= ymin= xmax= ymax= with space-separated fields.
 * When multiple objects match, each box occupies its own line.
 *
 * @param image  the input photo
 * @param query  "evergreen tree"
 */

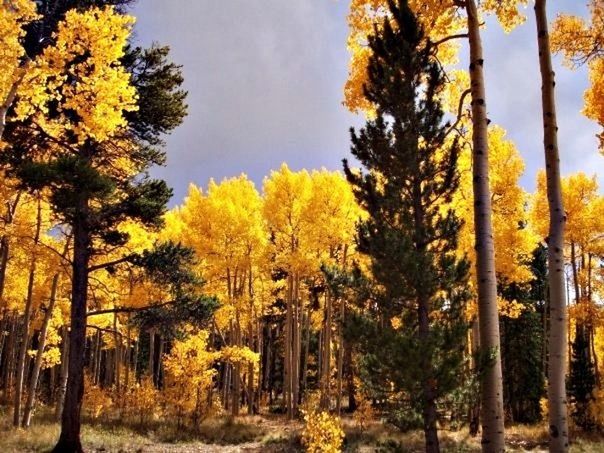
xmin=343 ymin=1 xmax=470 ymax=451
xmin=499 ymin=247 xmax=547 ymax=424
xmin=568 ymin=328 xmax=596 ymax=430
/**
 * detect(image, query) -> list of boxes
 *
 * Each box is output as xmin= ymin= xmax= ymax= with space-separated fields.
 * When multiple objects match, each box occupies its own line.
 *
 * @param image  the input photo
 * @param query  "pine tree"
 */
xmin=568 ymin=328 xmax=597 ymax=430
xmin=343 ymin=1 xmax=470 ymax=451
xmin=499 ymin=247 xmax=547 ymax=424
xmin=1 ymin=8 xmax=188 ymax=451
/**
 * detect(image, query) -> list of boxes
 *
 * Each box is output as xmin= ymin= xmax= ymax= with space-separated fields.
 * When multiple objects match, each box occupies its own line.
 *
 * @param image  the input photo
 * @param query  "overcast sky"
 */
xmin=131 ymin=1 xmax=601 ymax=205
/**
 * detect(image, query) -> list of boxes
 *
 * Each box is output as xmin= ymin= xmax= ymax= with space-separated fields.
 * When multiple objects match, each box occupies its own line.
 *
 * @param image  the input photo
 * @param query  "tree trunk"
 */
xmin=465 ymin=1 xmax=505 ymax=450
xmin=14 ymin=197 xmax=42 ymax=427
xmin=22 ymin=272 xmax=60 ymax=427
xmin=535 ymin=1 xmax=569 ymax=450
xmin=148 ymin=328 xmax=155 ymax=382
xmin=320 ymin=291 xmax=332 ymax=410
xmin=336 ymin=298 xmax=345 ymax=416
xmin=419 ymin=295 xmax=440 ymax=453
xmin=285 ymin=274 xmax=293 ymax=418
xmin=52 ymin=208 xmax=90 ymax=453
xmin=55 ymin=326 xmax=70 ymax=421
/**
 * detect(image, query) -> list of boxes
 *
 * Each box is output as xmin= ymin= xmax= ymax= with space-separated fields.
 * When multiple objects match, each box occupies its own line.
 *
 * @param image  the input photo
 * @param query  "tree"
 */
xmin=534 ymin=0 xmax=569 ymax=449
xmin=1 ymin=5 xmax=187 ymax=450
xmin=343 ymin=2 xmax=470 ymax=450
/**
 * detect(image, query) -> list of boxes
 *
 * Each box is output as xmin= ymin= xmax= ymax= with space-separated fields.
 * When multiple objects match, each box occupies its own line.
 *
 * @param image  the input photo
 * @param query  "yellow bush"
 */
xmin=302 ymin=409 xmax=345 ymax=453
xmin=83 ymin=374 xmax=113 ymax=420
xmin=163 ymin=330 xmax=217 ymax=426
xmin=122 ymin=375 xmax=159 ymax=424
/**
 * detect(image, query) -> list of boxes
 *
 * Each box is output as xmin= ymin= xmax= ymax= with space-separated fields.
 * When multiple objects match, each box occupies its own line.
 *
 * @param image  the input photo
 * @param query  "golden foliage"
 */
xmin=15 ymin=6 xmax=137 ymax=143
xmin=83 ymin=374 xmax=113 ymax=420
xmin=301 ymin=407 xmax=345 ymax=453
xmin=163 ymin=330 xmax=217 ymax=425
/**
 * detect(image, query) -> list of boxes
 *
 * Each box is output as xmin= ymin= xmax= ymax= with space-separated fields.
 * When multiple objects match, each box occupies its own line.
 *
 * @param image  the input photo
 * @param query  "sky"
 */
xmin=131 ymin=1 xmax=601 ymax=205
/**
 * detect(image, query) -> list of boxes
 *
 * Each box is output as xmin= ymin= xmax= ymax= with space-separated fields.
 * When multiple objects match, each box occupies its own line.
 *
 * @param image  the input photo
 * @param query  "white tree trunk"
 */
xmin=534 ymin=1 xmax=569 ymax=451
xmin=465 ymin=1 xmax=505 ymax=450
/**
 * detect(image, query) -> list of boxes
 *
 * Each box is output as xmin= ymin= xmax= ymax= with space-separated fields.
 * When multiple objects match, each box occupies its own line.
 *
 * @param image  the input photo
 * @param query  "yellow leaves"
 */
xmin=219 ymin=345 xmax=260 ymax=368
xmin=453 ymin=126 xmax=537 ymax=285
xmin=480 ymin=0 xmax=528 ymax=33
xmin=551 ymin=0 xmax=604 ymax=149
xmin=584 ymin=58 xmax=604 ymax=143
xmin=532 ymin=171 xmax=604 ymax=250
xmin=551 ymin=1 xmax=604 ymax=68
xmin=301 ymin=406 xmax=345 ymax=453
xmin=163 ymin=329 xmax=217 ymax=423
xmin=497 ymin=296 xmax=526 ymax=319
xmin=121 ymin=376 xmax=160 ymax=423
xmin=343 ymin=0 xmax=529 ymax=115
xmin=0 ymin=0 xmax=38 ymax=104
xmin=83 ymin=373 xmax=113 ymax=420
xmin=15 ymin=6 xmax=137 ymax=144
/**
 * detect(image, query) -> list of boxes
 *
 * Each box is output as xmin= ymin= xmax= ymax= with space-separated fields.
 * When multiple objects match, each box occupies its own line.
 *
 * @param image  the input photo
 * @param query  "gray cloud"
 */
xmin=132 ymin=0 xmax=601 ymax=204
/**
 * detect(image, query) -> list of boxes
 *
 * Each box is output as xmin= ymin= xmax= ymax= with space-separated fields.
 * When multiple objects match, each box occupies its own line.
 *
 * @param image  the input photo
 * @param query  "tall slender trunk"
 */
xmin=285 ymin=273 xmax=293 ymax=418
xmin=535 ymin=1 xmax=568 ymax=449
xmin=22 ymin=272 xmax=61 ymax=427
xmin=148 ymin=328 xmax=155 ymax=382
xmin=55 ymin=327 xmax=70 ymax=421
xmin=53 ymin=203 xmax=90 ymax=453
xmin=293 ymin=273 xmax=301 ymax=410
xmin=465 ymin=1 xmax=505 ymax=450
xmin=320 ymin=291 xmax=332 ymax=409
xmin=336 ymin=298 xmax=344 ymax=415
xmin=14 ymin=197 xmax=42 ymax=426
xmin=0 ymin=192 xmax=22 ymax=310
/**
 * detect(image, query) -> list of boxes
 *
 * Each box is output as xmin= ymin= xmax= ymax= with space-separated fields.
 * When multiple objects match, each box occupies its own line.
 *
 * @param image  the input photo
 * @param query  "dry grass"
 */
xmin=1 ymin=405 xmax=604 ymax=452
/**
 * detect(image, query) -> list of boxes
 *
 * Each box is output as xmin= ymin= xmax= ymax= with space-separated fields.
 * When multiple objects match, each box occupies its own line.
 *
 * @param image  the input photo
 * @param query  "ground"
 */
xmin=1 ymin=407 xmax=604 ymax=452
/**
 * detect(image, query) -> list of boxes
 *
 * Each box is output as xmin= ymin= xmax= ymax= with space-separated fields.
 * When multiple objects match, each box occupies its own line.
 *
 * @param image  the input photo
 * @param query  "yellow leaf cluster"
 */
xmin=301 ymin=408 xmax=345 ymax=453
xmin=83 ymin=374 xmax=113 ymax=420
xmin=344 ymin=0 xmax=528 ymax=115
xmin=15 ymin=6 xmax=137 ymax=143
xmin=121 ymin=376 xmax=160 ymax=423
xmin=163 ymin=329 xmax=217 ymax=423
xmin=453 ymin=126 xmax=537 ymax=286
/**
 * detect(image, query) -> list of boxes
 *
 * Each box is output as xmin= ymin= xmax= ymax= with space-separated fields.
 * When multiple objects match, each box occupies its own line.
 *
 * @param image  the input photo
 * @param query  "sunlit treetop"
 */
xmin=14 ymin=6 xmax=138 ymax=144
xmin=344 ymin=0 xmax=528 ymax=115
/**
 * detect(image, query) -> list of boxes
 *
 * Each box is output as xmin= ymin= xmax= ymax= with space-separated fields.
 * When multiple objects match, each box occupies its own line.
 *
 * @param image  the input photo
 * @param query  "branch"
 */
xmin=88 ymin=255 xmax=132 ymax=273
xmin=86 ymin=325 xmax=123 ymax=337
xmin=86 ymin=300 xmax=176 ymax=317
xmin=431 ymin=33 xmax=469 ymax=48
xmin=444 ymin=88 xmax=472 ymax=140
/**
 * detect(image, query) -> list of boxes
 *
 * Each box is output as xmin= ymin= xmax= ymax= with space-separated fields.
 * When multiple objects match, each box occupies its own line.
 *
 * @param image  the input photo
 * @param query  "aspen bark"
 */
xmin=14 ymin=198 xmax=42 ymax=426
xmin=55 ymin=326 xmax=69 ymax=421
xmin=535 ymin=1 xmax=568 ymax=450
xmin=22 ymin=272 xmax=60 ymax=427
xmin=465 ymin=1 xmax=505 ymax=450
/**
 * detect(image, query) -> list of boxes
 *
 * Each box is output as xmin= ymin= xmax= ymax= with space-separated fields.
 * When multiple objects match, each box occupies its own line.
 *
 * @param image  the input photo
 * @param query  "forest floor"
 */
xmin=1 ymin=407 xmax=604 ymax=452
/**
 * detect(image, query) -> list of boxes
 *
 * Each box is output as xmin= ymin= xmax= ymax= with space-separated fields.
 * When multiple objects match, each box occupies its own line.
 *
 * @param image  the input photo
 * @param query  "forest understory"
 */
xmin=2 ymin=408 xmax=604 ymax=453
